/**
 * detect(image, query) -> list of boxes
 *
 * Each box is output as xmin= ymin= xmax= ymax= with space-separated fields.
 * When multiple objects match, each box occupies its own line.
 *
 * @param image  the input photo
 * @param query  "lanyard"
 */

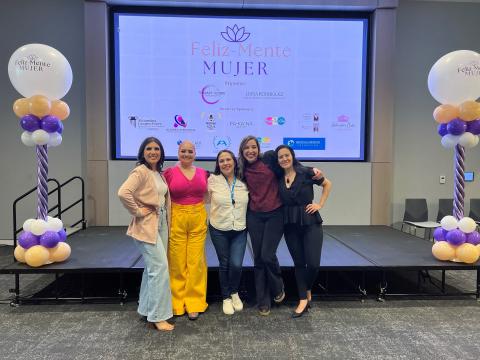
xmin=224 ymin=176 xmax=236 ymax=205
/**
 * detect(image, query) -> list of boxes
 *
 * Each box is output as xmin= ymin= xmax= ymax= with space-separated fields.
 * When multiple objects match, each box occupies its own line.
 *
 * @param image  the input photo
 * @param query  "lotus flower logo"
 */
xmin=221 ymin=25 xmax=250 ymax=43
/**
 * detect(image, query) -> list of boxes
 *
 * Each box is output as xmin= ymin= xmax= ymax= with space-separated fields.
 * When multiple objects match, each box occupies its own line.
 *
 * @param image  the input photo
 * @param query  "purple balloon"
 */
xmin=57 ymin=229 xmax=67 ymax=242
xmin=437 ymin=124 xmax=448 ymax=137
xmin=466 ymin=231 xmax=480 ymax=245
xmin=466 ymin=120 xmax=480 ymax=135
xmin=40 ymin=115 xmax=61 ymax=133
xmin=446 ymin=229 xmax=467 ymax=246
xmin=39 ymin=231 xmax=60 ymax=248
xmin=18 ymin=231 xmax=40 ymax=249
xmin=20 ymin=115 xmax=40 ymax=132
xmin=57 ymin=121 xmax=64 ymax=134
xmin=447 ymin=118 xmax=467 ymax=135
xmin=433 ymin=227 xmax=446 ymax=241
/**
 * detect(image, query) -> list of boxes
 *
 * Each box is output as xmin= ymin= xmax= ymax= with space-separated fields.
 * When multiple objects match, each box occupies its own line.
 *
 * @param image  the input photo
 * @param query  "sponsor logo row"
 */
xmin=128 ymin=113 xmax=354 ymax=131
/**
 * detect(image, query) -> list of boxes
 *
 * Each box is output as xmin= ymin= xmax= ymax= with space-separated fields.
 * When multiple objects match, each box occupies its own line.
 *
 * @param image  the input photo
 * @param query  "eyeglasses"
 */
xmin=146 ymin=147 xmax=160 ymax=151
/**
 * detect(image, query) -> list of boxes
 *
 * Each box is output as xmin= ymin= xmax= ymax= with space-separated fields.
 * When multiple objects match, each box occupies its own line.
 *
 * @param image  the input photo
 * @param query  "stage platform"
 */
xmin=1 ymin=225 xmax=479 ymax=304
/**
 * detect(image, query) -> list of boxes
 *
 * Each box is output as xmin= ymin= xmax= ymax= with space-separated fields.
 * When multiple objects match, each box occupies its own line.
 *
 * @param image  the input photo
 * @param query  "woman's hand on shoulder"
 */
xmin=305 ymin=203 xmax=321 ymax=214
xmin=312 ymin=167 xmax=323 ymax=180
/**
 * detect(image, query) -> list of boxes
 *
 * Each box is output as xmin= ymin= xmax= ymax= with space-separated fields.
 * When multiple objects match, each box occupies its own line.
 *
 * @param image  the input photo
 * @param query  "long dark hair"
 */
xmin=237 ymin=135 xmax=260 ymax=180
xmin=274 ymin=144 xmax=306 ymax=175
xmin=213 ymin=150 xmax=238 ymax=177
xmin=136 ymin=137 xmax=165 ymax=173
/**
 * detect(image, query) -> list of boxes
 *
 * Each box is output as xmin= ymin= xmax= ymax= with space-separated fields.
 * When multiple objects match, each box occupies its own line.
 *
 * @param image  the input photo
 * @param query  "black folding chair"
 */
xmin=401 ymin=198 xmax=440 ymax=240
xmin=436 ymin=198 xmax=454 ymax=222
xmin=468 ymin=199 xmax=480 ymax=225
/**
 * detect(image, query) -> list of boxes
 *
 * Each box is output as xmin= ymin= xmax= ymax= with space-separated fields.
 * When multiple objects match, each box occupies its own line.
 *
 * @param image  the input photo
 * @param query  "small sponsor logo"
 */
xmin=128 ymin=116 xmax=164 ymax=130
xmin=200 ymin=85 xmax=225 ymax=105
xmin=244 ymin=91 xmax=284 ymax=100
xmin=167 ymin=115 xmax=195 ymax=133
xmin=265 ymin=116 xmax=285 ymax=126
xmin=177 ymin=139 xmax=202 ymax=149
xmin=213 ymin=136 xmax=231 ymax=150
xmin=173 ymin=115 xmax=187 ymax=128
xmin=331 ymin=114 xmax=355 ymax=130
xmin=229 ymin=120 xmax=254 ymax=129
xmin=201 ymin=112 xmax=222 ymax=130
xmin=283 ymin=138 xmax=326 ymax=150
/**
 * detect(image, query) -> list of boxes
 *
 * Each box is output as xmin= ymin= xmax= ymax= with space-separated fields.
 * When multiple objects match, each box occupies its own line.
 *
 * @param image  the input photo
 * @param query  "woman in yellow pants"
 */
xmin=163 ymin=140 xmax=208 ymax=320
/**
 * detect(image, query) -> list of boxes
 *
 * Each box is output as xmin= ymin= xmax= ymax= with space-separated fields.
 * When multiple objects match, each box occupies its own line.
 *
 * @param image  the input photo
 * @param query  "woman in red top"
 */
xmin=238 ymin=136 xmax=286 ymax=315
xmin=238 ymin=135 xmax=323 ymax=316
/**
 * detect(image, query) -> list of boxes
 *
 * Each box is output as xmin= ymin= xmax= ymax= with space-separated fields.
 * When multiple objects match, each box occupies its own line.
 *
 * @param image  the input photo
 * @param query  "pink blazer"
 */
xmin=118 ymin=164 xmax=171 ymax=244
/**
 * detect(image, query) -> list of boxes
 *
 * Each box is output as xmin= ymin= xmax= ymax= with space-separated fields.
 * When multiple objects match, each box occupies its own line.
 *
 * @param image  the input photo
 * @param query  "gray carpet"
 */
xmin=1 ymin=245 xmax=480 ymax=360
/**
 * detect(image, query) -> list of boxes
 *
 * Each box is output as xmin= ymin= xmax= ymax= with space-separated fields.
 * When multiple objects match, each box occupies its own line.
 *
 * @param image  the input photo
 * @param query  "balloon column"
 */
xmin=428 ymin=50 xmax=480 ymax=264
xmin=8 ymin=44 xmax=73 ymax=267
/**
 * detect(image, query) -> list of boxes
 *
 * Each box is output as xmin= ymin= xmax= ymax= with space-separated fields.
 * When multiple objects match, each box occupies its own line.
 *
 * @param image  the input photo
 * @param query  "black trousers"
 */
xmin=247 ymin=208 xmax=285 ymax=308
xmin=284 ymin=223 xmax=323 ymax=299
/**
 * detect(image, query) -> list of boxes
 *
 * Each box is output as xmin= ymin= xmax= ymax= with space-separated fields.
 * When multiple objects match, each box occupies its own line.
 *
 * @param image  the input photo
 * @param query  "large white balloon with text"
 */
xmin=8 ymin=43 xmax=72 ymax=100
xmin=427 ymin=50 xmax=480 ymax=105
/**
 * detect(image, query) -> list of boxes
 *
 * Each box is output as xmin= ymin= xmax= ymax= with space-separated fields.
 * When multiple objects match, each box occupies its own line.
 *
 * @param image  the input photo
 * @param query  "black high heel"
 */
xmin=291 ymin=303 xmax=309 ymax=318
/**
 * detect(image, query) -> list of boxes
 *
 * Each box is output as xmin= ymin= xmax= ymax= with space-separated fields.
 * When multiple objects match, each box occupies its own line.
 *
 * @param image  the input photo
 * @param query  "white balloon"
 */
xmin=427 ymin=50 xmax=480 ymax=105
xmin=458 ymin=217 xmax=477 ymax=233
xmin=32 ymin=129 xmax=50 ymax=145
xmin=23 ymin=218 xmax=36 ymax=232
xmin=30 ymin=219 xmax=48 ymax=236
xmin=441 ymin=215 xmax=458 ymax=231
xmin=47 ymin=133 xmax=62 ymax=147
xmin=473 ymin=136 xmax=479 ymax=147
xmin=8 ymin=43 xmax=73 ymax=99
xmin=458 ymin=132 xmax=478 ymax=148
xmin=21 ymin=131 xmax=35 ymax=147
xmin=441 ymin=134 xmax=460 ymax=148
xmin=47 ymin=217 xmax=63 ymax=232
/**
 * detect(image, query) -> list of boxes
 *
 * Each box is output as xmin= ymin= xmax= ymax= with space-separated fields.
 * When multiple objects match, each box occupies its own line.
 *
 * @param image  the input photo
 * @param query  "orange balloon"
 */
xmin=50 ymin=100 xmax=70 ymax=120
xmin=49 ymin=242 xmax=71 ymax=263
xmin=24 ymin=245 xmax=50 ymax=267
xmin=13 ymin=98 xmax=30 ymax=118
xmin=433 ymin=104 xmax=459 ymax=123
xmin=456 ymin=243 xmax=480 ymax=264
xmin=29 ymin=95 xmax=51 ymax=118
xmin=432 ymin=241 xmax=456 ymax=261
xmin=458 ymin=100 xmax=480 ymax=121
xmin=14 ymin=245 xmax=26 ymax=263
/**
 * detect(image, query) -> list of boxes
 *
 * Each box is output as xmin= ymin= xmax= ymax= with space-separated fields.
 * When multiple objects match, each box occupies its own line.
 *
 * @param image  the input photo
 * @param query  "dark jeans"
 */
xmin=284 ymin=223 xmax=323 ymax=299
xmin=247 ymin=208 xmax=284 ymax=308
xmin=209 ymin=224 xmax=247 ymax=300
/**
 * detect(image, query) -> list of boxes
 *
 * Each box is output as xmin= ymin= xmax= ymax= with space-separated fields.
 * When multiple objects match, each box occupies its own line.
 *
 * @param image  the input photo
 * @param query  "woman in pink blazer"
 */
xmin=118 ymin=137 xmax=174 ymax=331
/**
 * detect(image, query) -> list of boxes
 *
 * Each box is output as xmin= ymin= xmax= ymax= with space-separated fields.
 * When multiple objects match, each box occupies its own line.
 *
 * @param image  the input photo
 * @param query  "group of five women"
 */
xmin=118 ymin=135 xmax=332 ymax=332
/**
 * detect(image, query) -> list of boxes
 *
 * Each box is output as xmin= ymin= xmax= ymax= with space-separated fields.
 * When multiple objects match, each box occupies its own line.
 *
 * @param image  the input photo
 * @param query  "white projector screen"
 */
xmin=111 ymin=9 xmax=369 ymax=160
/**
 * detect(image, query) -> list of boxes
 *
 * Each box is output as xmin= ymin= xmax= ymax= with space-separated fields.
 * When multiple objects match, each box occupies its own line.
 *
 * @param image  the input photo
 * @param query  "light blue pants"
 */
xmin=135 ymin=208 xmax=173 ymax=322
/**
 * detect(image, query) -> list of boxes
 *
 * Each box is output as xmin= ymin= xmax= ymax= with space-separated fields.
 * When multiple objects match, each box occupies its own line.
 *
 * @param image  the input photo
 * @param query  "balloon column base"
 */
xmin=15 ymin=217 xmax=71 ymax=267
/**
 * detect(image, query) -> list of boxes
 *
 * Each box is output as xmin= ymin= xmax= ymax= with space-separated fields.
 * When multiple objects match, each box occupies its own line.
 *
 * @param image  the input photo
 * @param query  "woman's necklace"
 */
xmin=285 ymin=170 xmax=296 ymax=188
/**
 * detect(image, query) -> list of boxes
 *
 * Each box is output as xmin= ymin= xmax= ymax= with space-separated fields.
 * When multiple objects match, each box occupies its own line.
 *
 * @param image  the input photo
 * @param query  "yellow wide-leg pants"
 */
xmin=168 ymin=202 xmax=208 ymax=315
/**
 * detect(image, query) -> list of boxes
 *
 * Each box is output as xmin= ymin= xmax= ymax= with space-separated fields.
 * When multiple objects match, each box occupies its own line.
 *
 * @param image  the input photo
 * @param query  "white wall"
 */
xmin=393 ymin=0 xmax=480 ymax=228
xmin=108 ymin=161 xmax=372 ymax=226
xmin=0 ymin=0 xmax=85 ymax=243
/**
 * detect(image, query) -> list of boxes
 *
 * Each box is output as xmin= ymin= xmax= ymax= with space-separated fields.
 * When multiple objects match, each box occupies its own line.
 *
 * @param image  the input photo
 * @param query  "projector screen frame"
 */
xmin=109 ymin=6 xmax=372 ymax=162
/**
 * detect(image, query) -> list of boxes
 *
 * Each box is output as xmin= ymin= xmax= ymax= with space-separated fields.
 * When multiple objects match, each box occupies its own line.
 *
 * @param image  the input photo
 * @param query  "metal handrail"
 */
xmin=12 ymin=176 xmax=86 ymax=248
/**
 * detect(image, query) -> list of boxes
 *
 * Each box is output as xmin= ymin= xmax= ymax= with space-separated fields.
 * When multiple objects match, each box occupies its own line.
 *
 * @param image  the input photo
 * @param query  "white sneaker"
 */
xmin=231 ymin=293 xmax=243 ymax=311
xmin=223 ymin=298 xmax=235 ymax=315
